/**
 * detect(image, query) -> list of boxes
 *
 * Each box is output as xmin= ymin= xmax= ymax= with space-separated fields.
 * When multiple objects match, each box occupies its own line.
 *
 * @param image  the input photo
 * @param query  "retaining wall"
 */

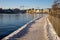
xmin=48 ymin=9 xmax=60 ymax=37
xmin=46 ymin=18 xmax=60 ymax=40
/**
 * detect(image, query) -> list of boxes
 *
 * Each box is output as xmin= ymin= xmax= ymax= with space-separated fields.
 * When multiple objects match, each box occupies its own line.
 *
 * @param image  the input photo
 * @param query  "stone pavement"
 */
xmin=2 ymin=16 xmax=49 ymax=40
xmin=14 ymin=17 xmax=48 ymax=40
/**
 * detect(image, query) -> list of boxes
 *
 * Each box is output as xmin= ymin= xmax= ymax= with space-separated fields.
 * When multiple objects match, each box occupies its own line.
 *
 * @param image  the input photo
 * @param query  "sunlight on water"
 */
xmin=0 ymin=13 xmax=42 ymax=39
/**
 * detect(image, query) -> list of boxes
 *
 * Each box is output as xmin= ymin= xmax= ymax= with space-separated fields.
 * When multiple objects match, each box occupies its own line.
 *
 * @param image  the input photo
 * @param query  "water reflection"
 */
xmin=0 ymin=13 xmax=41 ymax=39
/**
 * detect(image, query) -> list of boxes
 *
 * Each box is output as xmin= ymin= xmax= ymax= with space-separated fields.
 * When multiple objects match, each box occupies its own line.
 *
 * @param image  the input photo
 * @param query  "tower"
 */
xmin=20 ymin=5 xmax=24 ymax=10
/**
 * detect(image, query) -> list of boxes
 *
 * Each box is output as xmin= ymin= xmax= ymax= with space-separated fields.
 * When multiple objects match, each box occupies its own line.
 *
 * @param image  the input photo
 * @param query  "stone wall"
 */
xmin=47 ymin=18 xmax=60 ymax=40
xmin=48 ymin=8 xmax=60 ymax=37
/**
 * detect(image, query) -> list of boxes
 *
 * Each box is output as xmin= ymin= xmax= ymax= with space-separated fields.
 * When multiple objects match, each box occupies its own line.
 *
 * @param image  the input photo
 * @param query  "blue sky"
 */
xmin=0 ymin=0 xmax=54 ymax=9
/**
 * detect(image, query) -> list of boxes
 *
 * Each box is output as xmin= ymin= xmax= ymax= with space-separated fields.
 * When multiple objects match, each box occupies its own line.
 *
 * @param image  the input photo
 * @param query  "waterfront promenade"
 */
xmin=2 ymin=14 xmax=60 ymax=40
xmin=2 ymin=15 xmax=48 ymax=40
xmin=16 ymin=17 xmax=48 ymax=40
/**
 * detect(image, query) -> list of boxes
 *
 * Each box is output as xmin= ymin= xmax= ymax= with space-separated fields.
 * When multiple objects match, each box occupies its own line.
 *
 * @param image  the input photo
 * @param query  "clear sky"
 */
xmin=0 ymin=0 xmax=54 ymax=9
